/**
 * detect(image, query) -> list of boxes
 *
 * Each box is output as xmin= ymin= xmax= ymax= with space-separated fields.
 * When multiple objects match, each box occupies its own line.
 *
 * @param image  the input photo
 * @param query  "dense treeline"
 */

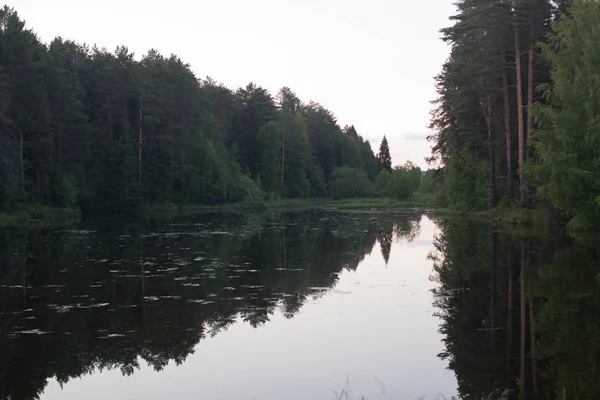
xmin=429 ymin=0 xmax=600 ymax=228
xmin=0 ymin=6 xmax=423 ymax=215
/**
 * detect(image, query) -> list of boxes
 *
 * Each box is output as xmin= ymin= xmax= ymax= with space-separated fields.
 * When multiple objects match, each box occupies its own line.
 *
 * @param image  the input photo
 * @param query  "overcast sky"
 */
xmin=14 ymin=0 xmax=455 ymax=169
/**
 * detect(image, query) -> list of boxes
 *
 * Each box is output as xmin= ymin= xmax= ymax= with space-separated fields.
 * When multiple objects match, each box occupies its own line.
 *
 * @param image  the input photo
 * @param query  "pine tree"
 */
xmin=377 ymin=135 xmax=392 ymax=173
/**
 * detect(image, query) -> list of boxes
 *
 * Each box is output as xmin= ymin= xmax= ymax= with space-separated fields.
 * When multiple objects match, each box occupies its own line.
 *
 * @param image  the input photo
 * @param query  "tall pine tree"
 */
xmin=377 ymin=135 xmax=392 ymax=173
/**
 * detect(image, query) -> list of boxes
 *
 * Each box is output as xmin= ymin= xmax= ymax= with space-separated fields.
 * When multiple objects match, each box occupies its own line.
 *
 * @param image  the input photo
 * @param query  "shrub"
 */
xmin=329 ymin=167 xmax=373 ymax=199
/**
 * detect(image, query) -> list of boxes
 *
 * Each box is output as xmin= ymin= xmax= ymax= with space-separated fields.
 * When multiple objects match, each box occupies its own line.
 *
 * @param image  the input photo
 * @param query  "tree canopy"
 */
xmin=427 ymin=0 xmax=600 ymax=228
xmin=0 ymin=5 xmax=421 ymax=214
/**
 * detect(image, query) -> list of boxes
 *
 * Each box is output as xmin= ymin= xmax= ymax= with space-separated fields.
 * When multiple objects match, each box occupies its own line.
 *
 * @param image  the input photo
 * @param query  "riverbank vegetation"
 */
xmin=0 ymin=5 xmax=424 ymax=222
xmin=0 ymin=206 xmax=81 ymax=227
xmin=142 ymin=193 xmax=434 ymax=218
xmin=428 ymin=0 xmax=600 ymax=229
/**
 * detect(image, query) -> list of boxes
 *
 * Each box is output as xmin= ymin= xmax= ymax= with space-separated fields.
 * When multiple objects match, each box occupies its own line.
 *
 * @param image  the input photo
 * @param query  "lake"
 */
xmin=0 ymin=210 xmax=598 ymax=399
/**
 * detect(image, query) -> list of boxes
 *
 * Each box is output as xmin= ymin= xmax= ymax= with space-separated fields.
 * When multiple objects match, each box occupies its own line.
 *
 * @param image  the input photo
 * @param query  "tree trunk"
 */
xmin=488 ymin=128 xmax=497 ymax=209
xmin=527 ymin=42 xmax=534 ymax=147
xmin=482 ymin=97 xmax=497 ymax=209
xmin=138 ymin=95 xmax=143 ymax=186
xmin=170 ymin=127 xmax=175 ymax=200
xmin=514 ymin=0 xmax=527 ymax=208
xmin=281 ymin=126 xmax=286 ymax=193
xmin=506 ymin=246 xmax=514 ymax=370
xmin=19 ymin=128 xmax=24 ymax=196
xmin=489 ymin=229 xmax=497 ymax=373
xmin=53 ymin=125 xmax=62 ymax=168
xmin=499 ymin=17 xmax=513 ymax=200
xmin=140 ymin=236 xmax=147 ymax=328
xmin=106 ymin=93 xmax=113 ymax=146
xmin=181 ymin=149 xmax=186 ymax=201
xmin=526 ymin=40 xmax=535 ymax=208
xmin=520 ymin=242 xmax=527 ymax=399
xmin=529 ymin=299 xmax=538 ymax=399
xmin=502 ymin=68 xmax=513 ymax=198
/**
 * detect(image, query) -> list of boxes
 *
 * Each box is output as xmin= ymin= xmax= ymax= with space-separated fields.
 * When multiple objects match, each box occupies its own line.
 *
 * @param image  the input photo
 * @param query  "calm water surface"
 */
xmin=1 ymin=210 xmax=599 ymax=399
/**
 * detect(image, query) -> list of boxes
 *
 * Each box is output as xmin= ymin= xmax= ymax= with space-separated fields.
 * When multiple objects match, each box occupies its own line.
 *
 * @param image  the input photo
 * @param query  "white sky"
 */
xmin=13 ymin=0 xmax=455 ymax=169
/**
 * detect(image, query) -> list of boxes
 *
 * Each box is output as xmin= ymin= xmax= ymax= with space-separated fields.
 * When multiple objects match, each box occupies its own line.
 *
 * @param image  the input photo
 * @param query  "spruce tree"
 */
xmin=377 ymin=135 xmax=392 ymax=173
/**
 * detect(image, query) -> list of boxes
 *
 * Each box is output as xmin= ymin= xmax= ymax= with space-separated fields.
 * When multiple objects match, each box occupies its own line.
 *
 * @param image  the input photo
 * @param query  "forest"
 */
xmin=0 ymin=6 xmax=423 ymax=217
xmin=428 ymin=0 xmax=600 ymax=228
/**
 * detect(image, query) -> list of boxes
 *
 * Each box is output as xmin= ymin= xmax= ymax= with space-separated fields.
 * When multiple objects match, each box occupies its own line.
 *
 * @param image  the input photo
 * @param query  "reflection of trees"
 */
xmin=378 ymin=232 xmax=393 ymax=265
xmin=376 ymin=213 xmax=422 ymax=265
xmin=0 ymin=210 xmax=423 ymax=399
xmin=430 ymin=217 xmax=600 ymax=399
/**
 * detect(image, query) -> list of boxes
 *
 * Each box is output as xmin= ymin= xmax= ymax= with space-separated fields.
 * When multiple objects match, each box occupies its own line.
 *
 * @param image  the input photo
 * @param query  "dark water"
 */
xmin=0 ymin=211 xmax=598 ymax=399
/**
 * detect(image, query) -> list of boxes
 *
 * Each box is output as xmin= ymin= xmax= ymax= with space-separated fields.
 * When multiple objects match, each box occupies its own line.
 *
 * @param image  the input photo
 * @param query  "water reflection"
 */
xmin=0 ymin=210 xmax=425 ymax=400
xmin=430 ymin=218 xmax=600 ymax=399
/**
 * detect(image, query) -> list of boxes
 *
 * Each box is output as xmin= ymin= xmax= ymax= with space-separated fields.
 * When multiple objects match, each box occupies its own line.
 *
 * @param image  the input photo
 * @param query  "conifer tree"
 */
xmin=377 ymin=136 xmax=392 ymax=173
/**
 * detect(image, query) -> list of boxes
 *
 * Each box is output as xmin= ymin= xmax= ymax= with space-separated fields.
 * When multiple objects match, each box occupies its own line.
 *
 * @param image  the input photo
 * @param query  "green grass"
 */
xmin=0 ymin=206 xmax=82 ymax=227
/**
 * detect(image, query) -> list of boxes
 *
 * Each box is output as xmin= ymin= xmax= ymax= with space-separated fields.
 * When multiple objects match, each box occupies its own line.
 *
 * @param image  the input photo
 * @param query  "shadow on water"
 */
xmin=0 ymin=209 xmax=423 ymax=400
xmin=429 ymin=217 xmax=600 ymax=400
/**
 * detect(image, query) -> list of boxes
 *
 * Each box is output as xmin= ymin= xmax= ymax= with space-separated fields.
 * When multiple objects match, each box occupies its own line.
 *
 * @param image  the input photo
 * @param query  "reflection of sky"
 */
xmin=41 ymin=216 xmax=457 ymax=400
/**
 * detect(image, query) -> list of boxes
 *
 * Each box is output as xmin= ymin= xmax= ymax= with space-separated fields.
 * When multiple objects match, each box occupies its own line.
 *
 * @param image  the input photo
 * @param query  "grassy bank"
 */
xmin=144 ymin=193 xmax=434 ymax=217
xmin=0 ymin=207 xmax=82 ymax=227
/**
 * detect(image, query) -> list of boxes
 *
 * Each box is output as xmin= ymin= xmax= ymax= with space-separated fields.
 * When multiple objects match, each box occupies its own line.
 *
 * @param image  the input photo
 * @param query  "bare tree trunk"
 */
xmin=281 ymin=127 xmax=286 ymax=194
xmin=181 ymin=149 xmax=186 ymax=201
xmin=490 ymin=229 xmax=497 ymax=373
xmin=526 ymin=40 xmax=535 ymax=207
xmin=138 ymin=95 xmax=143 ymax=186
xmin=106 ymin=93 xmax=113 ymax=146
xmin=54 ymin=125 xmax=62 ymax=168
xmin=520 ymin=242 xmax=527 ymax=399
xmin=140 ymin=236 xmax=147 ymax=328
xmin=499 ymin=19 xmax=513 ymax=199
xmin=502 ymin=68 xmax=512 ymax=199
xmin=529 ymin=299 xmax=538 ymax=399
xmin=170 ymin=127 xmax=175 ymax=199
xmin=482 ymin=97 xmax=497 ymax=208
xmin=527 ymin=42 xmax=534 ymax=147
xmin=514 ymin=0 xmax=527 ymax=208
xmin=507 ymin=245 xmax=514 ymax=370
xmin=19 ymin=128 xmax=24 ymax=196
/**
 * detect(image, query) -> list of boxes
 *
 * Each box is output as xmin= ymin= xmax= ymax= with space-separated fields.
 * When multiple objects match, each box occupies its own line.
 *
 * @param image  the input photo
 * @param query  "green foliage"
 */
xmin=420 ymin=169 xmax=442 ymax=195
xmin=49 ymin=170 xmax=78 ymax=208
xmin=329 ymin=166 xmax=373 ymax=199
xmin=374 ymin=170 xmax=393 ymax=197
xmin=428 ymin=0 xmax=555 ymax=217
xmin=282 ymin=112 xmax=312 ymax=198
xmin=257 ymin=121 xmax=281 ymax=195
xmin=0 ymin=6 xmax=396 ymax=213
xmin=230 ymin=175 xmax=264 ymax=203
xmin=533 ymin=0 xmax=600 ymax=228
xmin=389 ymin=168 xmax=414 ymax=201
xmin=374 ymin=167 xmax=419 ymax=201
